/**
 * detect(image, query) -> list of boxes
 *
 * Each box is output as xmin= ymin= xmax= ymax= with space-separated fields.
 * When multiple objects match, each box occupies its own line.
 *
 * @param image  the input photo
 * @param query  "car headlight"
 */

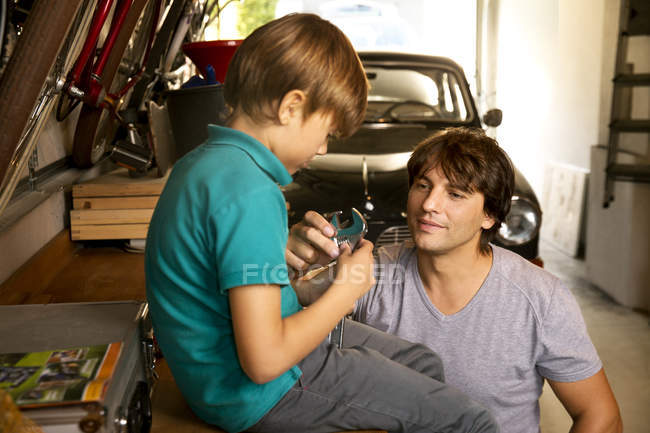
xmin=496 ymin=196 xmax=541 ymax=246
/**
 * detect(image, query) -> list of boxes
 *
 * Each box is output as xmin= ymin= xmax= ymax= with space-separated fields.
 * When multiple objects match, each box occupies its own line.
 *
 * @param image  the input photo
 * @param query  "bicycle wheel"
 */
xmin=72 ymin=0 xmax=160 ymax=167
xmin=0 ymin=0 xmax=17 ymax=79
xmin=0 ymin=1 xmax=6 ymax=75
xmin=0 ymin=0 xmax=96 ymax=215
xmin=128 ymin=0 xmax=188 ymax=109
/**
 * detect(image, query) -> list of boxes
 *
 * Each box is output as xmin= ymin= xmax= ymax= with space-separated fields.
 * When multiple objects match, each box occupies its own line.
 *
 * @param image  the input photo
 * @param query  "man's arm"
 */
xmin=548 ymin=368 xmax=622 ymax=433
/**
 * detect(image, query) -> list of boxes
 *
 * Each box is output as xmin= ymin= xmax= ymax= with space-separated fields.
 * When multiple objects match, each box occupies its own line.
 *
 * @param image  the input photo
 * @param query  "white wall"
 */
xmin=491 ymin=0 xmax=606 ymax=196
xmin=486 ymin=0 xmax=650 ymax=309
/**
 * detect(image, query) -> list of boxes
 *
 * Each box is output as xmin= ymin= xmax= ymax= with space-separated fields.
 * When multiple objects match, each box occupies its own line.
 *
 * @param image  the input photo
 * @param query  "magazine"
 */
xmin=0 ymin=342 xmax=122 ymax=408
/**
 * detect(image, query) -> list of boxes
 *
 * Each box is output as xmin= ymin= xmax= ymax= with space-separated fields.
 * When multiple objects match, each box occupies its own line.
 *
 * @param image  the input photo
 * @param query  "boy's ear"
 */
xmin=277 ymin=90 xmax=307 ymax=125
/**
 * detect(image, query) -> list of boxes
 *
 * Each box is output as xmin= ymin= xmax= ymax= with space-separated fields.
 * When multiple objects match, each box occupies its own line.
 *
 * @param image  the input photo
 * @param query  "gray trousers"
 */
xmin=247 ymin=320 xmax=498 ymax=433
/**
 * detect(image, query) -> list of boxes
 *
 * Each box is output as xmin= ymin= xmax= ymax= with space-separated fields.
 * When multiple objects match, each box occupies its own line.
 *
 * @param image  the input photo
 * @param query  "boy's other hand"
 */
xmin=287 ymin=211 xmax=340 ymax=273
xmin=332 ymin=239 xmax=375 ymax=299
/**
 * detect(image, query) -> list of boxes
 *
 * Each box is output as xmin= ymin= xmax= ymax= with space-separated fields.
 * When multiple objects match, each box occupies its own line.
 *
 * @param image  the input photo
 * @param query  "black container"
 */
xmin=165 ymin=84 xmax=227 ymax=161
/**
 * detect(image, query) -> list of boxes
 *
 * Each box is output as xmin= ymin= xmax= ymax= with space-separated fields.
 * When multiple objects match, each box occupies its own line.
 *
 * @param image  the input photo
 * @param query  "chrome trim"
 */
xmin=308 ymin=152 xmax=411 ymax=172
xmin=362 ymin=122 xmax=426 ymax=129
xmin=362 ymin=156 xmax=369 ymax=195
xmin=375 ymin=225 xmax=411 ymax=248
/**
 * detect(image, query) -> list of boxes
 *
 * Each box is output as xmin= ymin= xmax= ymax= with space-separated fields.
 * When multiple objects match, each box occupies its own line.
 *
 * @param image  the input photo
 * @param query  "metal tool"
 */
xmin=328 ymin=207 xmax=368 ymax=250
xmin=326 ymin=208 xmax=368 ymax=348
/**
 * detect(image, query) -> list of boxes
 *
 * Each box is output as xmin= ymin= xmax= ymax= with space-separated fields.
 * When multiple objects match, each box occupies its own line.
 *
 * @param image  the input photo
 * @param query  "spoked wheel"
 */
xmin=0 ymin=0 xmax=96 ymax=215
xmin=0 ymin=0 xmax=9 ymax=78
xmin=0 ymin=0 xmax=20 ymax=79
xmin=72 ymin=0 xmax=160 ymax=167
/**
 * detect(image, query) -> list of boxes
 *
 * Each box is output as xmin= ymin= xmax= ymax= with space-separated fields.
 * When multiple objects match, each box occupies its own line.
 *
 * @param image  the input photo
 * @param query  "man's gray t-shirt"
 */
xmin=352 ymin=242 xmax=602 ymax=433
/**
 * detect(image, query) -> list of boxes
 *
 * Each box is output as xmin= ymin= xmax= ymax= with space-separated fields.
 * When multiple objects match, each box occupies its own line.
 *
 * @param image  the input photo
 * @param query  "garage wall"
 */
xmin=484 ymin=0 xmax=650 ymax=310
xmin=488 ymin=0 xmax=606 ymax=195
xmin=0 ymin=110 xmax=76 ymax=285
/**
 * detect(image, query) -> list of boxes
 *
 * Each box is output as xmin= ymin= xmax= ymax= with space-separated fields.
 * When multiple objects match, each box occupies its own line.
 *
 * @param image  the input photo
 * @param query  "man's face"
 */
xmin=407 ymin=166 xmax=495 ymax=256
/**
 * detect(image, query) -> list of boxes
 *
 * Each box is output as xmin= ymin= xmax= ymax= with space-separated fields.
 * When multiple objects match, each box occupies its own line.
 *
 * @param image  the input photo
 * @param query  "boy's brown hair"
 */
xmin=407 ymin=127 xmax=515 ymax=254
xmin=224 ymin=13 xmax=368 ymax=138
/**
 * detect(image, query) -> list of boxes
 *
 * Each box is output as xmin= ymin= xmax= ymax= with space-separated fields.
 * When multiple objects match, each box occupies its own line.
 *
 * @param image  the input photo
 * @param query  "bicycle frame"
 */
xmin=63 ymin=0 xmax=161 ymax=109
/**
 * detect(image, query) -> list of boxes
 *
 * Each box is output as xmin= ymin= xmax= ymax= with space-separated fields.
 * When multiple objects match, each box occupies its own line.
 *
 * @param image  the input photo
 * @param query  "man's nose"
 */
xmin=422 ymin=188 xmax=443 ymax=213
xmin=317 ymin=141 xmax=328 ymax=155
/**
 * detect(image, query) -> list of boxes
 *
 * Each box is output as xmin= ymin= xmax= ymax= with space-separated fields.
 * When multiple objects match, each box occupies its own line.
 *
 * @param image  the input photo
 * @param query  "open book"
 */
xmin=0 ymin=342 xmax=122 ymax=408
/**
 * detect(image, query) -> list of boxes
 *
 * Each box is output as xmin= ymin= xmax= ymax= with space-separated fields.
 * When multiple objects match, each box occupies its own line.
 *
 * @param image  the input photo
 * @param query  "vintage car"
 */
xmin=282 ymin=52 xmax=542 ymax=262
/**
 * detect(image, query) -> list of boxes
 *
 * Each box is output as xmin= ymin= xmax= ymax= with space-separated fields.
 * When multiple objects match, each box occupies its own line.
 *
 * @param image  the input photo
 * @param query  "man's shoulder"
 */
xmin=489 ymin=244 xmax=562 ymax=308
xmin=375 ymin=240 xmax=416 ymax=265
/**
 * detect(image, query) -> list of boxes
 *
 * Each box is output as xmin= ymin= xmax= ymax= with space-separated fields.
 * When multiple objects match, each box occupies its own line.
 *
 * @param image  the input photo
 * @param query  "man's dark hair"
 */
xmin=407 ymin=127 xmax=515 ymax=254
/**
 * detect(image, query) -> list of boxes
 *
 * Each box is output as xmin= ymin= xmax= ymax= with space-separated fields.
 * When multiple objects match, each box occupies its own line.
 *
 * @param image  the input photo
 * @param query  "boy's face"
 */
xmin=407 ymin=166 xmax=495 ymax=256
xmin=276 ymin=110 xmax=335 ymax=175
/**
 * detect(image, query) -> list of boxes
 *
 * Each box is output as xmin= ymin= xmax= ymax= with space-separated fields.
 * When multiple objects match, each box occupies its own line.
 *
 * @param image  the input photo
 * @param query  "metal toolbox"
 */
xmin=0 ymin=301 xmax=155 ymax=433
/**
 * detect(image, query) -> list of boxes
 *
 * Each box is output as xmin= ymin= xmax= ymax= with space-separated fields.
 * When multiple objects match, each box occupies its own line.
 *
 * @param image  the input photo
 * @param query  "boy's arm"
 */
xmin=230 ymin=240 xmax=375 ymax=385
xmin=548 ymin=369 xmax=622 ymax=433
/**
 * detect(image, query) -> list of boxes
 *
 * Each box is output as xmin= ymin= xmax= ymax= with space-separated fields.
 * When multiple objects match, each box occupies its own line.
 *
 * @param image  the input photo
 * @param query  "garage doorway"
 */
xmin=276 ymin=0 xmax=478 ymax=88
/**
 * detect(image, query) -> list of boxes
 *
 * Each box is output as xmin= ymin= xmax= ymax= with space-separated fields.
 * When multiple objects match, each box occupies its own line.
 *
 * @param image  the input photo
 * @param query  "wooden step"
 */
xmin=70 ymin=168 xmax=169 ymax=241
xmin=70 ymin=208 xmax=154 ymax=225
xmin=70 ymin=224 xmax=150 ymax=241
xmin=609 ymin=119 xmax=650 ymax=132
xmin=613 ymin=73 xmax=650 ymax=86
xmin=72 ymin=168 xmax=169 ymax=198
xmin=607 ymin=163 xmax=650 ymax=182
xmin=73 ymin=195 xmax=160 ymax=210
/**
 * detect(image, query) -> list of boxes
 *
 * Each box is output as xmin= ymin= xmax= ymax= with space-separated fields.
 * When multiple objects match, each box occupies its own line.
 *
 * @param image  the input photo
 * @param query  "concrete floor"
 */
xmin=537 ymin=240 xmax=650 ymax=432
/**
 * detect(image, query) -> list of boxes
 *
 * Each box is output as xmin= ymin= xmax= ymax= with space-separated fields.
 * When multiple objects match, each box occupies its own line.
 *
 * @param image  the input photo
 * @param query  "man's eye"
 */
xmin=416 ymin=182 xmax=430 ymax=190
xmin=449 ymin=191 xmax=464 ymax=199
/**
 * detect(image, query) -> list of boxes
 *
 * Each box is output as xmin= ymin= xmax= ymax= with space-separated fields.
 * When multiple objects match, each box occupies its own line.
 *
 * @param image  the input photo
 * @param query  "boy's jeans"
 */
xmin=247 ymin=320 xmax=498 ymax=433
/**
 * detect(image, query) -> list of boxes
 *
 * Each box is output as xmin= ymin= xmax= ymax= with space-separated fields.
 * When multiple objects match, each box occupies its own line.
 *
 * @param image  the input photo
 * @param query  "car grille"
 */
xmin=375 ymin=225 xmax=411 ymax=249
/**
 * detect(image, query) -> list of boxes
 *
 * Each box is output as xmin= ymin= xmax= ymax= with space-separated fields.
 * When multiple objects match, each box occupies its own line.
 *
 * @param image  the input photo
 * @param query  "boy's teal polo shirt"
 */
xmin=145 ymin=125 xmax=302 ymax=433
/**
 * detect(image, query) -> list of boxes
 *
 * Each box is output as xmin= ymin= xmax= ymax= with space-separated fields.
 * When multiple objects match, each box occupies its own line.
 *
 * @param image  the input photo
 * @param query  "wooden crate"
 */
xmin=70 ymin=168 xmax=169 ymax=241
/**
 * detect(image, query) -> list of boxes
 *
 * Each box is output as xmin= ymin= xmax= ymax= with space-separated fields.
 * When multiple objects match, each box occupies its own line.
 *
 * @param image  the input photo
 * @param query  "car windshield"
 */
xmin=364 ymin=66 xmax=473 ymax=123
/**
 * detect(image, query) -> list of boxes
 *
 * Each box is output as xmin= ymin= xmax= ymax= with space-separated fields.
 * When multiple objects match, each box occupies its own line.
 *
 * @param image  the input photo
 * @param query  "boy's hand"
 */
xmin=286 ymin=211 xmax=340 ymax=273
xmin=332 ymin=239 xmax=375 ymax=300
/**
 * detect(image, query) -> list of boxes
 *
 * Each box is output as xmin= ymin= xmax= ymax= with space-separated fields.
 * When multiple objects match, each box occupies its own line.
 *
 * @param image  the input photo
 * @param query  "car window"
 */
xmin=365 ymin=66 xmax=471 ymax=123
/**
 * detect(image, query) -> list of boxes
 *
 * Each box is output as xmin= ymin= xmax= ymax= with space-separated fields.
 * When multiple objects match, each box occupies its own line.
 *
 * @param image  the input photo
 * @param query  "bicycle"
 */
xmin=0 ymin=0 xmax=216 ymax=217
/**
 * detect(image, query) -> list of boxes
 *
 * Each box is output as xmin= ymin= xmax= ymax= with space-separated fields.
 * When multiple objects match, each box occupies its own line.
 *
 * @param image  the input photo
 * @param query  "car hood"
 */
xmin=285 ymin=126 xmax=434 ymax=222
xmin=312 ymin=124 xmax=434 ymax=170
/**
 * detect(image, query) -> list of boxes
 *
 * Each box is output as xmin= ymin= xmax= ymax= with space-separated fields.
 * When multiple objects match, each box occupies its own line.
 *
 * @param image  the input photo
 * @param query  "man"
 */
xmin=287 ymin=127 xmax=622 ymax=433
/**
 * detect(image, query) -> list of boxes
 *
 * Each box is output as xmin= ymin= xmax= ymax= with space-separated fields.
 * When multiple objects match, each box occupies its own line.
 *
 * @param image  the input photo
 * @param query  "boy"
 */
xmin=145 ymin=15 xmax=497 ymax=433
xmin=288 ymin=127 xmax=622 ymax=433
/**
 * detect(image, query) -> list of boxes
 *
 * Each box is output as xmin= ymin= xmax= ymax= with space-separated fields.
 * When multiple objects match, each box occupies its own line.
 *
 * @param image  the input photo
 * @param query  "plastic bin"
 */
xmin=182 ymin=40 xmax=243 ymax=83
xmin=164 ymin=84 xmax=227 ymax=161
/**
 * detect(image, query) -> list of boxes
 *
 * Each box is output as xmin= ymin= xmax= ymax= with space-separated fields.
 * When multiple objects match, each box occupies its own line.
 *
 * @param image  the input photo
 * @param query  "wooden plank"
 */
xmin=70 ymin=209 xmax=154 ymax=225
xmin=0 ymin=229 xmax=79 ymax=305
xmin=73 ymin=168 xmax=169 ymax=198
xmin=70 ymin=224 xmax=149 ymax=241
xmin=73 ymin=195 xmax=160 ymax=210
